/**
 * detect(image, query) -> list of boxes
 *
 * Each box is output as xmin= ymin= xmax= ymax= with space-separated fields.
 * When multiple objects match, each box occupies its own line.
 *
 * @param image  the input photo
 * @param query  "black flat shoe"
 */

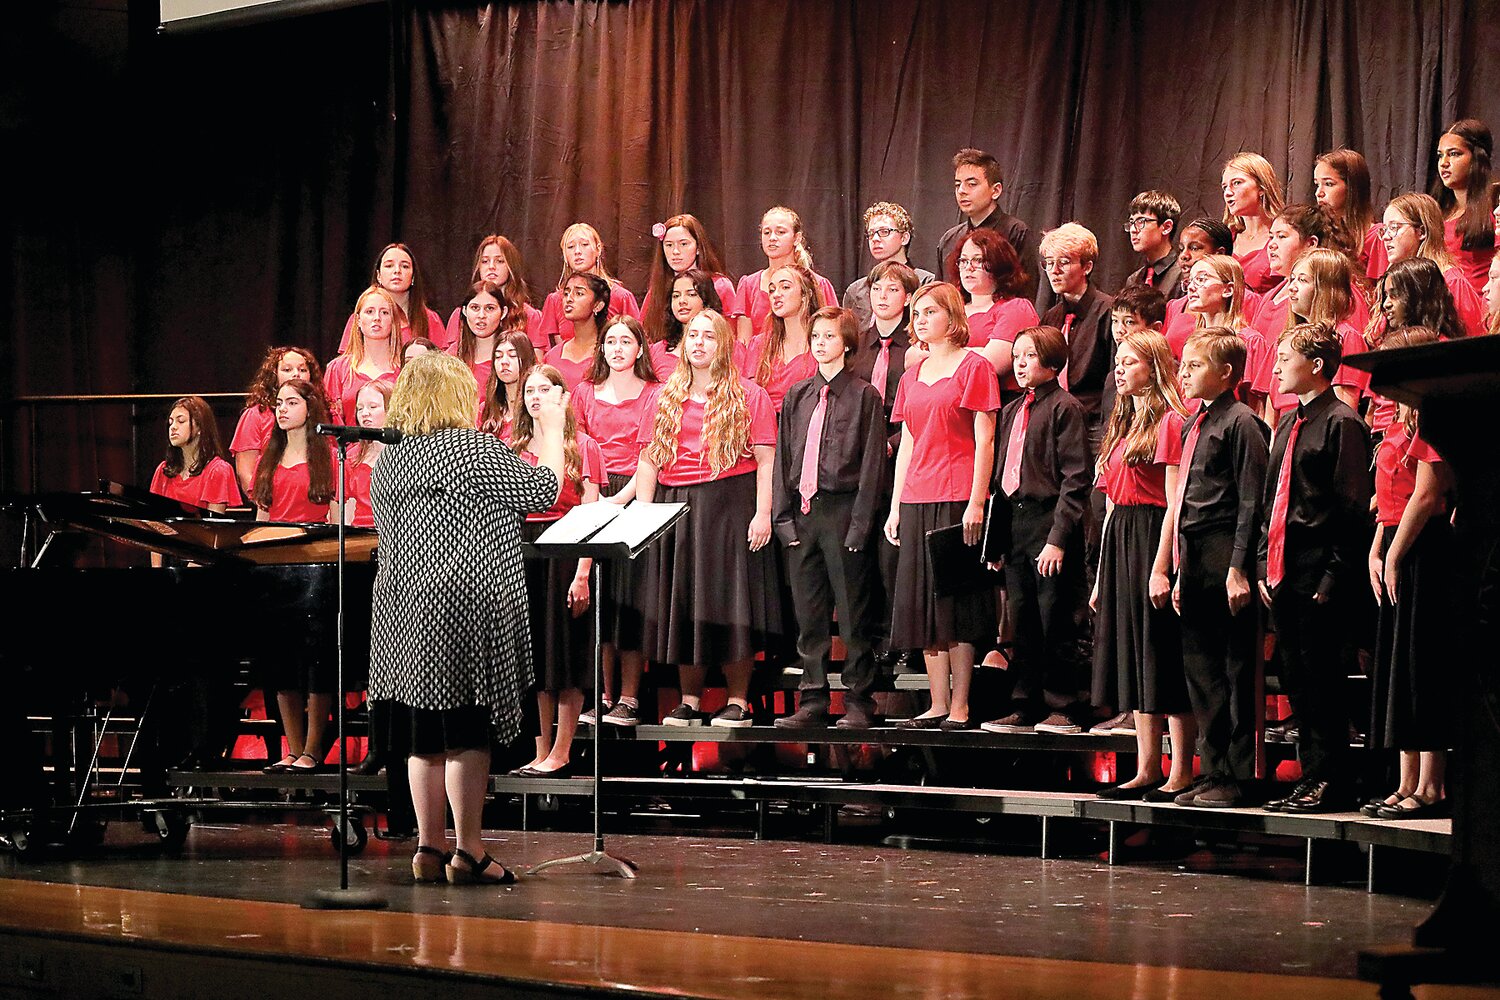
xmin=893 ymin=715 xmax=946 ymax=730
xmin=263 ymin=755 xmax=297 ymax=774
xmin=283 ymin=753 xmax=322 ymax=774
xmin=1361 ymin=793 xmax=1404 ymax=818
xmin=351 ymin=754 xmax=385 ymax=777
xmin=1096 ymin=780 xmax=1164 ymax=801
xmin=1143 ymin=784 xmax=1194 ymax=803
xmin=1375 ymin=795 xmax=1449 ymax=820
xmin=518 ymin=762 xmax=573 ymax=778
xmin=938 ymin=717 xmax=976 ymax=731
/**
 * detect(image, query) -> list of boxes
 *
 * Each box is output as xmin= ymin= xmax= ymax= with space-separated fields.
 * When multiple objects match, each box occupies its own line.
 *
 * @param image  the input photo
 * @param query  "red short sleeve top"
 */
xmin=149 ymin=457 xmax=241 ymax=509
xmin=891 ymin=351 xmax=1003 ymax=504
xmin=1375 ymin=424 xmax=1445 ymax=527
xmin=573 ymin=381 xmax=660 ymax=477
xmin=1096 ymin=410 xmax=1186 ymax=507
xmin=639 ymin=379 xmax=776 ymax=487
xmin=230 ymin=406 xmax=274 ymax=456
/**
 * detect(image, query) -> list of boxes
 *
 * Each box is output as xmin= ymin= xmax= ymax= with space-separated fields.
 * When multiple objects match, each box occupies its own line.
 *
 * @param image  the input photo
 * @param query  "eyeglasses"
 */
xmin=867 ymin=227 xmax=900 ymax=240
xmin=1374 ymin=221 xmax=1419 ymax=239
xmin=1122 ymin=216 xmax=1159 ymax=233
xmin=956 ymin=256 xmax=986 ymax=271
xmin=1041 ymin=257 xmax=1074 ymax=272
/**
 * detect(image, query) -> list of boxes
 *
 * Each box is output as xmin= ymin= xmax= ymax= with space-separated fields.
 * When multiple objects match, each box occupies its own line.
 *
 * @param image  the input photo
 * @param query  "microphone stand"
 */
xmin=304 ymin=433 xmax=387 ymax=910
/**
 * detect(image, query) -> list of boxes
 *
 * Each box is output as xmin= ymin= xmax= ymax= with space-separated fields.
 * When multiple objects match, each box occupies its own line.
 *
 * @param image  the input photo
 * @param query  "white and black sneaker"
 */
xmin=661 ymin=703 xmax=705 ymax=727
xmin=578 ymin=702 xmax=613 ymax=726
xmin=709 ymin=704 xmax=754 ymax=728
xmin=601 ymin=702 xmax=640 ymax=727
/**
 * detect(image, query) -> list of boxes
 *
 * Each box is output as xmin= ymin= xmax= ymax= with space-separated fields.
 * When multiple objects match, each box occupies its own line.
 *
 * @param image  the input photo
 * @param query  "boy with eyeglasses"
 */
xmin=843 ymin=201 xmax=934 ymax=331
xmin=1121 ymin=191 xmax=1185 ymax=301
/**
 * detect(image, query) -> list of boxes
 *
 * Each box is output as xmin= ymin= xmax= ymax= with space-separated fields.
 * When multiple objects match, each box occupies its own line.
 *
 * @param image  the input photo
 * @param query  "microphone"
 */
xmin=314 ymin=423 xmax=403 ymax=445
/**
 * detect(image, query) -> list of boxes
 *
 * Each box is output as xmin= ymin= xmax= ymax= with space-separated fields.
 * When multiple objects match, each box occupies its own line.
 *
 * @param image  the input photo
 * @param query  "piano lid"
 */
xmin=17 ymin=482 xmax=377 ymax=565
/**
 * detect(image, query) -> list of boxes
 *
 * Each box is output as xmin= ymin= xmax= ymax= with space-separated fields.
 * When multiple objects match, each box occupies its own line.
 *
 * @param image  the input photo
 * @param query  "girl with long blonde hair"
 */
xmin=1279 ymin=248 xmax=1370 ymax=417
xmin=748 ymin=263 xmax=820 ymax=411
xmin=1221 ymin=152 xmax=1286 ymax=294
xmin=735 ymin=206 xmax=837 ymax=340
xmin=325 ymin=285 xmax=401 ymax=424
xmin=1375 ymin=193 xmax=1487 ymax=338
xmin=1091 ymin=330 xmax=1195 ymax=801
xmin=637 ymin=309 xmax=781 ymax=728
xmin=1184 ymin=255 xmax=1267 ymax=407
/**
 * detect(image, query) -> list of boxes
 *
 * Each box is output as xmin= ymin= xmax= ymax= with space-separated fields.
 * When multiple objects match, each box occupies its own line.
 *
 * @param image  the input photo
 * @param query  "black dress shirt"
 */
xmin=772 ymin=367 xmax=889 ymax=548
xmin=1123 ymin=252 xmax=1184 ymax=303
xmin=992 ymin=379 xmax=1092 ymax=548
xmin=1041 ymin=285 xmax=1116 ymax=423
xmin=1176 ymin=392 xmax=1271 ymax=574
xmin=937 ymin=208 xmax=1041 ymax=307
xmin=846 ymin=316 xmax=911 ymax=455
xmin=1256 ymin=388 xmax=1373 ymax=596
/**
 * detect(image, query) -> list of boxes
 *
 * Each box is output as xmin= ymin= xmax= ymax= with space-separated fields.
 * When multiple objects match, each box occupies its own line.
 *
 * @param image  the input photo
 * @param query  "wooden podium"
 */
xmin=1344 ymin=338 xmax=1500 ymax=994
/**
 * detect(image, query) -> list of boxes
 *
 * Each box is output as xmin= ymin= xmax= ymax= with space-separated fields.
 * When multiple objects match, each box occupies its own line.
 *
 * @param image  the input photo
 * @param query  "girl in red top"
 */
xmin=949 ymin=228 xmax=1037 ymax=385
xmin=637 ymin=309 xmax=780 ymax=728
xmin=325 ymin=286 xmax=400 ymax=425
xmin=735 ymin=206 xmax=838 ymax=341
xmin=650 ymin=268 xmax=723 ymax=378
xmin=536 ymin=223 xmax=641 ymax=343
xmin=883 ymin=282 xmax=1001 ymax=730
xmin=748 ymin=264 xmax=819 ymax=412
xmin=1365 ymin=326 xmax=1453 ymax=819
xmin=253 ymin=378 xmax=337 ymax=774
xmin=1090 ymin=331 xmax=1193 ymax=800
xmin=345 ymin=380 xmax=392 ymax=529
xmin=1432 ymin=119 xmax=1496 ymax=296
xmin=149 ymin=395 xmax=239 ymax=513
xmin=1180 ymin=256 xmax=1266 ymax=408
xmin=572 ymin=316 xmax=661 ymax=727
xmin=1277 ymin=248 xmax=1371 ymax=415
xmin=448 ymin=281 xmax=507 ymax=406
xmin=512 ymin=365 xmax=607 ymax=776
xmin=338 ymin=243 xmax=447 ymax=352
xmin=1222 ymin=152 xmax=1286 ymax=295
xmin=1315 ymin=148 xmax=1387 ymax=281
xmin=542 ymin=273 xmax=609 ymax=392
xmin=479 ymin=330 xmax=539 ymax=441
xmin=640 ymin=214 xmax=742 ymax=343
xmin=1365 ymin=258 xmax=1467 ymax=436
xmin=1377 ymin=193 xmax=1487 ymax=337
xmin=444 ymin=235 xmax=547 ymax=351
xmin=229 ymin=346 xmax=326 ymax=497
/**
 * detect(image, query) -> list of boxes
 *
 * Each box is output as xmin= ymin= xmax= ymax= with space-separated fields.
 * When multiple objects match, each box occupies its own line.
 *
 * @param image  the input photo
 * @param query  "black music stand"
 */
xmin=522 ymin=501 xmax=687 ymax=879
xmin=303 ymin=435 xmax=387 ymax=911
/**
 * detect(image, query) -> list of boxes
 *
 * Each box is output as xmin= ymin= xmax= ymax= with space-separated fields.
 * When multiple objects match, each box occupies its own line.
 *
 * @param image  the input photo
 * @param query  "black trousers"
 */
xmin=786 ymin=492 xmax=879 ymax=712
xmin=1082 ymin=417 xmax=1106 ymax=595
xmin=1005 ymin=496 xmax=1085 ymax=708
xmin=1178 ymin=531 xmax=1261 ymax=781
xmin=1268 ymin=556 xmax=1354 ymax=783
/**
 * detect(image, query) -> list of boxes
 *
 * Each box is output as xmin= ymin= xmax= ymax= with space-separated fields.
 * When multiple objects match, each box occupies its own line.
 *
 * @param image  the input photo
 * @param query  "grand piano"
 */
xmin=1 ymin=484 xmax=377 ymax=834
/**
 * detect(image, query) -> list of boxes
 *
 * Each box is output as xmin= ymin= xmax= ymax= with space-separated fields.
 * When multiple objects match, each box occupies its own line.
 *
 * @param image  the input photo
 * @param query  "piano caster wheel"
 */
xmin=331 ymin=815 xmax=367 ymax=855
xmin=150 ymin=811 xmax=190 ymax=852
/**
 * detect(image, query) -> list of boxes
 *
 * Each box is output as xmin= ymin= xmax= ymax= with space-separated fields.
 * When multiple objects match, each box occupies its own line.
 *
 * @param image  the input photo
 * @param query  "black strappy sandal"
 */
xmin=445 ymin=848 xmax=518 ymax=886
xmin=412 ymin=845 xmax=450 ymax=883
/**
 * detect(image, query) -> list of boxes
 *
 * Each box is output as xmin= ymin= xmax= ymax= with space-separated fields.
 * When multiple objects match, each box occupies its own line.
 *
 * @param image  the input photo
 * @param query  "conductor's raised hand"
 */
xmin=533 ymin=384 xmax=570 ymax=437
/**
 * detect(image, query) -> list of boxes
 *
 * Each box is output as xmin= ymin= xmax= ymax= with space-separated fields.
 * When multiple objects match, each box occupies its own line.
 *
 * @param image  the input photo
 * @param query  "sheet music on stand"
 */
xmin=533 ymin=501 xmax=687 ymax=559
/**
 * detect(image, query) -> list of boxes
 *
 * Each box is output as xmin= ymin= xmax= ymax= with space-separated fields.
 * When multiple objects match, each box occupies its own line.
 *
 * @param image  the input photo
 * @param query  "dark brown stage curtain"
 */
xmin=7 ymin=0 xmax=1500 ymax=507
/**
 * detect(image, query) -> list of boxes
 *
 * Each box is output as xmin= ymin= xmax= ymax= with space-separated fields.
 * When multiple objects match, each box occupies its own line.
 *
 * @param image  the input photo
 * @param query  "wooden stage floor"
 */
xmin=0 ymin=822 xmax=1493 ymax=999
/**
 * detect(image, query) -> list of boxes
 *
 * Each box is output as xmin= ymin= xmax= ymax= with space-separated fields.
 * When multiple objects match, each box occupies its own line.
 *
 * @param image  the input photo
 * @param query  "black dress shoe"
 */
xmin=1263 ymin=778 xmax=1318 ymax=812
xmin=1375 ymin=795 xmax=1449 ymax=820
xmin=893 ymin=714 xmax=946 ymax=730
xmin=1277 ymin=779 xmax=1346 ymax=814
xmin=1096 ymin=780 xmax=1164 ymax=801
xmin=351 ymin=754 xmax=385 ymax=777
xmin=835 ymin=704 xmax=875 ymax=730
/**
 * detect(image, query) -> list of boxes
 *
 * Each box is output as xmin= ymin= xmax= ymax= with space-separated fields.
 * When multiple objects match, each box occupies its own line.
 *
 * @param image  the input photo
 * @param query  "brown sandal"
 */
xmin=445 ymin=848 xmax=517 ymax=885
xmin=412 ymin=845 xmax=450 ymax=883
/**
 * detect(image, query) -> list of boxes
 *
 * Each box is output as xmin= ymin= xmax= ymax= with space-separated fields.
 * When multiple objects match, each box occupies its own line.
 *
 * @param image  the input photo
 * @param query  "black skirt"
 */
xmin=391 ymin=702 xmax=492 ymax=756
xmin=889 ymin=501 xmax=997 ymax=650
xmin=641 ymin=473 xmax=783 ymax=666
xmin=600 ymin=472 xmax=647 ymax=652
xmin=521 ymin=519 xmax=596 ymax=692
xmin=1091 ymin=503 xmax=1188 ymax=714
xmin=1370 ymin=521 xmax=1454 ymax=751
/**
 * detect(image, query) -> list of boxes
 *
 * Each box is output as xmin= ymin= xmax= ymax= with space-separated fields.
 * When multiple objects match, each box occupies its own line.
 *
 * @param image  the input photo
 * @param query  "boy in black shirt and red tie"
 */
xmin=773 ymin=307 xmax=889 ymax=730
xmin=981 ymin=326 xmax=1093 ymax=734
xmin=1257 ymin=322 xmax=1372 ymax=813
xmin=1171 ymin=328 xmax=1271 ymax=807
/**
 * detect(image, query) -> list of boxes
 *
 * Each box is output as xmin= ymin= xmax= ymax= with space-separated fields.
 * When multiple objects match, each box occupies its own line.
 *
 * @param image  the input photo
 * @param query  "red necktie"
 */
xmin=1059 ymin=314 xmax=1075 ymax=391
xmin=1000 ymin=390 xmax=1034 ymax=496
xmin=1145 ymin=267 xmax=1156 ymax=287
xmin=1265 ymin=416 xmax=1304 ymax=590
xmin=1170 ymin=410 xmax=1205 ymax=570
xmin=871 ymin=338 xmax=891 ymax=403
xmin=799 ymin=384 xmax=830 ymax=514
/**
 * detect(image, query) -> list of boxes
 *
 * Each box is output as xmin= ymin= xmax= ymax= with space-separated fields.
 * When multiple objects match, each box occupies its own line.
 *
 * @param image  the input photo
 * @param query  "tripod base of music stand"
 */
xmin=527 ymin=849 xmax=638 ymax=879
